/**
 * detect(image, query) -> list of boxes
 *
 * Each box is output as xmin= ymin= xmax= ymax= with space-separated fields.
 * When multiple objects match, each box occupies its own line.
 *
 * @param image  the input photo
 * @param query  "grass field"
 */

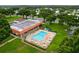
xmin=0 ymin=23 xmax=68 ymax=53
xmin=0 ymin=16 xmax=40 ymax=53
xmin=5 ymin=16 xmax=21 ymax=22
xmin=0 ymin=16 xmax=68 ymax=53
xmin=0 ymin=38 xmax=40 ymax=53
xmin=45 ymin=23 xmax=68 ymax=52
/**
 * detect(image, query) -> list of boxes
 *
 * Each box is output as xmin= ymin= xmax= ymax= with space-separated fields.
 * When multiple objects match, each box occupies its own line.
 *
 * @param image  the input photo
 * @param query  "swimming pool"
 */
xmin=32 ymin=31 xmax=47 ymax=41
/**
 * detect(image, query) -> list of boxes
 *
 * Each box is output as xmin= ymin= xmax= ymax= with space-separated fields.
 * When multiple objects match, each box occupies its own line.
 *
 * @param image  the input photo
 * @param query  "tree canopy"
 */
xmin=0 ymin=8 xmax=15 ymax=16
xmin=0 ymin=14 xmax=11 ymax=42
xmin=38 ymin=8 xmax=53 ymax=19
xmin=18 ymin=8 xmax=30 ymax=18
xmin=58 ymin=28 xmax=79 ymax=53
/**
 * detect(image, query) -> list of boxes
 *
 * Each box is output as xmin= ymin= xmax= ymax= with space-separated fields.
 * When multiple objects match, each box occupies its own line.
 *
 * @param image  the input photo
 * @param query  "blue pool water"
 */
xmin=32 ymin=31 xmax=47 ymax=41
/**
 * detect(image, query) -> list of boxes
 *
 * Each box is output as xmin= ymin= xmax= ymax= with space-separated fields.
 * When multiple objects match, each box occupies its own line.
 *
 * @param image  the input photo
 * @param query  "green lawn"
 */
xmin=0 ymin=38 xmax=40 ymax=53
xmin=5 ymin=16 xmax=21 ymax=23
xmin=0 ymin=16 xmax=40 ymax=53
xmin=0 ymin=23 xmax=68 ymax=53
xmin=45 ymin=23 xmax=68 ymax=52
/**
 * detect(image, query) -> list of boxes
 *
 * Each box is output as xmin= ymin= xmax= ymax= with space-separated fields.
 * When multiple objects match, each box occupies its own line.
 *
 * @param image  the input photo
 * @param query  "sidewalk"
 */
xmin=0 ymin=37 xmax=17 ymax=47
xmin=0 ymin=34 xmax=18 ymax=48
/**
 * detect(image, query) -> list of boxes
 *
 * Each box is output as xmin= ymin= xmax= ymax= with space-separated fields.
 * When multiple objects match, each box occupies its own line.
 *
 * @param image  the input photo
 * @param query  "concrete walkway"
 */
xmin=0 ymin=34 xmax=18 ymax=48
xmin=0 ymin=37 xmax=17 ymax=47
xmin=12 ymin=33 xmax=47 ymax=53
xmin=0 ymin=34 xmax=47 ymax=52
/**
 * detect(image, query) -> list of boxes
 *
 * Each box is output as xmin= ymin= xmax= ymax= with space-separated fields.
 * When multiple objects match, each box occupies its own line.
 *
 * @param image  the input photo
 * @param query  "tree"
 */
xmin=58 ymin=28 xmax=79 ymax=53
xmin=57 ymin=13 xmax=67 ymax=25
xmin=18 ymin=8 xmax=30 ymax=18
xmin=0 ymin=8 xmax=15 ymax=16
xmin=5 ymin=8 xmax=15 ymax=16
xmin=38 ymin=8 xmax=52 ymax=20
xmin=0 ymin=8 xmax=6 ymax=15
xmin=0 ymin=14 xmax=11 ymax=42
xmin=63 ymin=15 xmax=79 ymax=27
xmin=30 ymin=8 xmax=36 ymax=17
xmin=0 ymin=14 xmax=5 ymax=19
xmin=46 ymin=15 xmax=56 ymax=24
xmin=73 ymin=28 xmax=79 ymax=35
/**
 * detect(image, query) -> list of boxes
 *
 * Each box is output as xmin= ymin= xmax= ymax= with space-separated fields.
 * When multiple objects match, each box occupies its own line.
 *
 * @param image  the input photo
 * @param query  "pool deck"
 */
xmin=25 ymin=30 xmax=56 ymax=49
